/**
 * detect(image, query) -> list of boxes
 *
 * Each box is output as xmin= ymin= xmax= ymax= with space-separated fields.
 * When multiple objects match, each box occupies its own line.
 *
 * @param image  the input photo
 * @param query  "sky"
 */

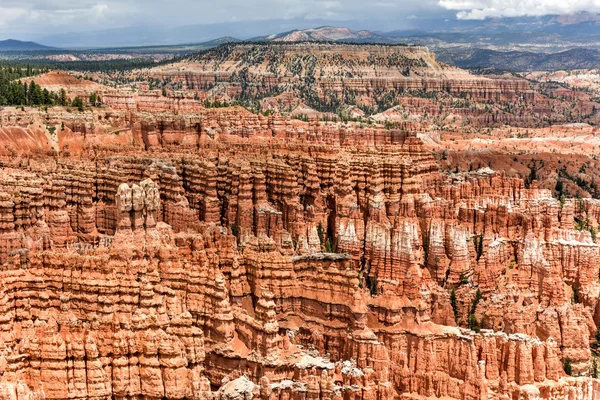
xmin=1 ymin=0 xmax=600 ymax=40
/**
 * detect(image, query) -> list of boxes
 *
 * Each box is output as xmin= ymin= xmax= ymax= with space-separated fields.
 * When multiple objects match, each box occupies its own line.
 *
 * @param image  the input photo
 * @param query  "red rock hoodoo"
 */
xmin=0 ymin=42 xmax=599 ymax=400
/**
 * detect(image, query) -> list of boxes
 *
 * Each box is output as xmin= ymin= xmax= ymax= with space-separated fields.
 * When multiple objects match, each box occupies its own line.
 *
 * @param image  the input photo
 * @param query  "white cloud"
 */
xmin=439 ymin=0 xmax=600 ymax=19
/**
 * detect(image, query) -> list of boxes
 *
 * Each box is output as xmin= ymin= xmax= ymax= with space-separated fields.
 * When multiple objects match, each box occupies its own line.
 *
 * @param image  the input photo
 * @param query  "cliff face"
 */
xmin=148 ymin=43 xmax=534 ymax=116
xmin=0 ymin=98 xmax=598 ymax=399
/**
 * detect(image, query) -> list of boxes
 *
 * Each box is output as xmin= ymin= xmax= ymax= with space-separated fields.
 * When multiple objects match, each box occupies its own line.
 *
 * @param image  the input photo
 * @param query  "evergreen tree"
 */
xmin=42 ymin=88 xmax=51 ymax=105
xmin=58 ymin=88 xmax=68 ymax=106
xmin=563 ymin=358 xmax=573 ymax=376
xmin=71 ymin=96 xmax=84 ymax=112
xmin=450 ymin=289 xmax=458 ymax=322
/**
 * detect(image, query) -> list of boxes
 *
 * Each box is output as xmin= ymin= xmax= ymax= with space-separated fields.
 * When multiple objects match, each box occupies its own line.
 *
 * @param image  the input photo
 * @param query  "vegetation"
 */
xmin=450 ymin=289 xmax=458 ymax=323
xmin=524 ymin=159 xmax=539 ymax=189
xmin=324 ymin=237 xmax=335 ymax=253
xmin=563 ymin=357 xmax=573 ymax=376
xmin=88 ymin=91 xmax=101 ymax=106
xmin=317 ymin=222 xmax=325 ymax=248
xmin=471 ymin=289 xmax=483 ymax=314
xmin=368 ymin=275 xmax=378 ymax=297
xmin=71 ymin=96 xmax=84 ymax=112
xmin=572 ymin=286 xmax=579 ymax=304
xmin=468 ymin=314 xmax=481 ymax=333
xmin=0 ymin=63 xmax=58 ymax=106
xmin=230 ymin=223 xmax=240 ymax=240
xmin=558 ymin=165 xmax=600 ymax=199
xmin=12 ymin=58 xmax=162 ymax=73
xmin=468 ymin=289 xmax=483 ymax=333
xmin=472 ymin=234 xmax=484 ymax=262
xmin=203 ymin=99 xmax=231 ymax=108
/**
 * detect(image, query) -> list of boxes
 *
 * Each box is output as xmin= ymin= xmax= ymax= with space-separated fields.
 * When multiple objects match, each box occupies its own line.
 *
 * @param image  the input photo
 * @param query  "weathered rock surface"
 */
xmin=0 ymin=110 xmax=595 ymax=399
xmin=0 ymin=49 xmax=600 ymax=398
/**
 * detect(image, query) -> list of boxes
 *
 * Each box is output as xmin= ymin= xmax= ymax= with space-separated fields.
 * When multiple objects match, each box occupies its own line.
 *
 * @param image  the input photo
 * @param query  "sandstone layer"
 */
xmin=1 ymin=44 xmax=600 ymax=399
xmin=0 ymin=97 xmax=596 ymax=400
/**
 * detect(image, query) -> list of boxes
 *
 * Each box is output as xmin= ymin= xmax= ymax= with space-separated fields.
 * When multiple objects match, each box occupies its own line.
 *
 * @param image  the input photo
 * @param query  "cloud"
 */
xmin=0 ymin=0 xmax=447 ymax=38
xmin=0 ymin=8 xmax=28 ymax=27
xmin=439 ymin=0 xmax=600 ymax=19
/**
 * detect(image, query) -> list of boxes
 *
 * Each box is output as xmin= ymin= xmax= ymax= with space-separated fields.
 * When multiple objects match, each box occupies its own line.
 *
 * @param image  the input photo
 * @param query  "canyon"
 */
xmin=0 ymin=42 xmax=599 ymax=400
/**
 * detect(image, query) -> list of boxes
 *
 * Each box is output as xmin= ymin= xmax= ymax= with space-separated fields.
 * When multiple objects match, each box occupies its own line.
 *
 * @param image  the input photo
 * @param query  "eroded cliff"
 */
xmin=0 ymin=100 xmax=596 ymax=399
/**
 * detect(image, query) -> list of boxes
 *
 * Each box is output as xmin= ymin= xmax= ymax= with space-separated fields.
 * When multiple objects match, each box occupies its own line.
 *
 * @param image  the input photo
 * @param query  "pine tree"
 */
xmin=71 ymin=97 xmax=84 ymax=112
xmin=23 ymin=82 xmax=28 ymax=104
xmin=58 ymin=88 xmax=68 ymax=106
xmin=42 ymin=88 xmax=51 ymax=105
xmin=563 ymin=358 xmax=573 ymax=376
xmin=450 ymin=289 xmax=458 ymax=322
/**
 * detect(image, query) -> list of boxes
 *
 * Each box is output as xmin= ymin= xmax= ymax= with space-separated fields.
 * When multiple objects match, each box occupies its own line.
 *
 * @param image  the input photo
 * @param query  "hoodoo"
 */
xmin=0 ymin=40 xmax=598 ymax=399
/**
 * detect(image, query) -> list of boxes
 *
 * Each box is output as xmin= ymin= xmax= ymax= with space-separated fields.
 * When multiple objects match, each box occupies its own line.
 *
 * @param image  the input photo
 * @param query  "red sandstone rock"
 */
xmin=0 ymin=58 xmax=597 ymax=399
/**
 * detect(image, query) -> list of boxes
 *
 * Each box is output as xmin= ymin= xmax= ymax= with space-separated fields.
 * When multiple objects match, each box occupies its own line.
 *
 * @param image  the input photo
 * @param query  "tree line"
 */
xmin=0 ymin=63 xmax=51 ymax=106
xmin=0 ymin=63 xmax=102 ymax=109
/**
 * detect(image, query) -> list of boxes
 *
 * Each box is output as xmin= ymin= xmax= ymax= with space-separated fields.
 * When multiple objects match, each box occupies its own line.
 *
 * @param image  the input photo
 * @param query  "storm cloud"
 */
xmin=0 ymin=0 xmax=599 ymax=43
xmin=0 ymin=0 xmax=442 ymax=37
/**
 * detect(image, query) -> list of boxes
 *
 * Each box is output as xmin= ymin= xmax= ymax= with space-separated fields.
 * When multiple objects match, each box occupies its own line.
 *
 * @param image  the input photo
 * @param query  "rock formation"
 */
xmin=0 ymin=115 xmax=594 ymax=399
xmin=0 ymin=44 xmax=599 ymax=399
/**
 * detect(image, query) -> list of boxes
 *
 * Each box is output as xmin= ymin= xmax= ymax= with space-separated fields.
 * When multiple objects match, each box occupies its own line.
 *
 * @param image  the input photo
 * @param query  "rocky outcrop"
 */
xmin=149 ymin=43 xmax=534 ymax=106
xmin=0 ymin=122 xmax=595 ymax=400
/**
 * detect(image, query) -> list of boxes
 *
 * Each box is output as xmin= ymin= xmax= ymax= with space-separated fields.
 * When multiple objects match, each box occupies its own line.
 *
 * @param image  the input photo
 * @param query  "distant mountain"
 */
xmin=200 ymin=36 xmax=241 ymax=47
xmin=436 ymin=48 xmax=600 ymax=71
xmin=38 ymin=18 xmax=370 ymax=48
xmin=31 ymin=11 xmax=600 ymax=50
xmin=0 ymin=39 xmax=52 ymax=51
xmin=256 ymin=26 xmax=379 ymax=42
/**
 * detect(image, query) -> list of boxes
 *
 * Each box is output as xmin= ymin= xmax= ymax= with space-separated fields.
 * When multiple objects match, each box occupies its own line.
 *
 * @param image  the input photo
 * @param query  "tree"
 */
xmin=71 ymin=96 xmax=84 ymax=112
xmin=563 ymin=358 xmax=573 ymax=376
xmin=162 ymin=87 xmax=167 ymax=97
xmin=369 ymin=275 xmax=378 ymax=297
xmin=58 ymin=88 xmax=68 ymax=106
xmin=230 ymin=223 xmax=240 ymax=239
xmin=450 ymin=289 xmax=458 ymax=323
xmin=88 ymin=91 xmax=101 ymax=106
xmin=317 ymin=222 xmax=325 ymax=248
xmin=471 ymin=289 xmax=483 ymax=314
xmin=324 ymin=238 xmax=335 ymax=253
xmin=42 ymin=88 xmax=51 ymax=105
xmin=473 ymin=234 xmax=484 ymax=262
xmin=468 ymin=314 xmax=480 ymax=332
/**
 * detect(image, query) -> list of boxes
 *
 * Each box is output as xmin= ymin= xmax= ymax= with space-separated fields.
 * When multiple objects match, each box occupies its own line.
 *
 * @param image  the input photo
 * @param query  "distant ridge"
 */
xmin=0 ymin=39 xmax=52 ymax=51
xmin=436 ymin=47 xmax=600 ymax=71
xmin=252 ymin=26 xmax=380 ymax=42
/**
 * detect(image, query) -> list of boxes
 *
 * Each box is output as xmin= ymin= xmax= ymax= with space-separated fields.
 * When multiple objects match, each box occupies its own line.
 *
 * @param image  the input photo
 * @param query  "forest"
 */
xmin=0 ymin=63 xmax=57 ymax=106
xmin=0 ymin=62 xmax=97 ymax=108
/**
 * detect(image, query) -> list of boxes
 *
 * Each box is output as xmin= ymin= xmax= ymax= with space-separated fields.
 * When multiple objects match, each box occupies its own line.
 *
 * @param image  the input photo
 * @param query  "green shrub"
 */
xmin=563 ymin=357 xmax=573 ymax=376
xmin=230 ymin=223 xmax=240 ymax=239
xmin=450 ymin=289 xmax=458 ymax=323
